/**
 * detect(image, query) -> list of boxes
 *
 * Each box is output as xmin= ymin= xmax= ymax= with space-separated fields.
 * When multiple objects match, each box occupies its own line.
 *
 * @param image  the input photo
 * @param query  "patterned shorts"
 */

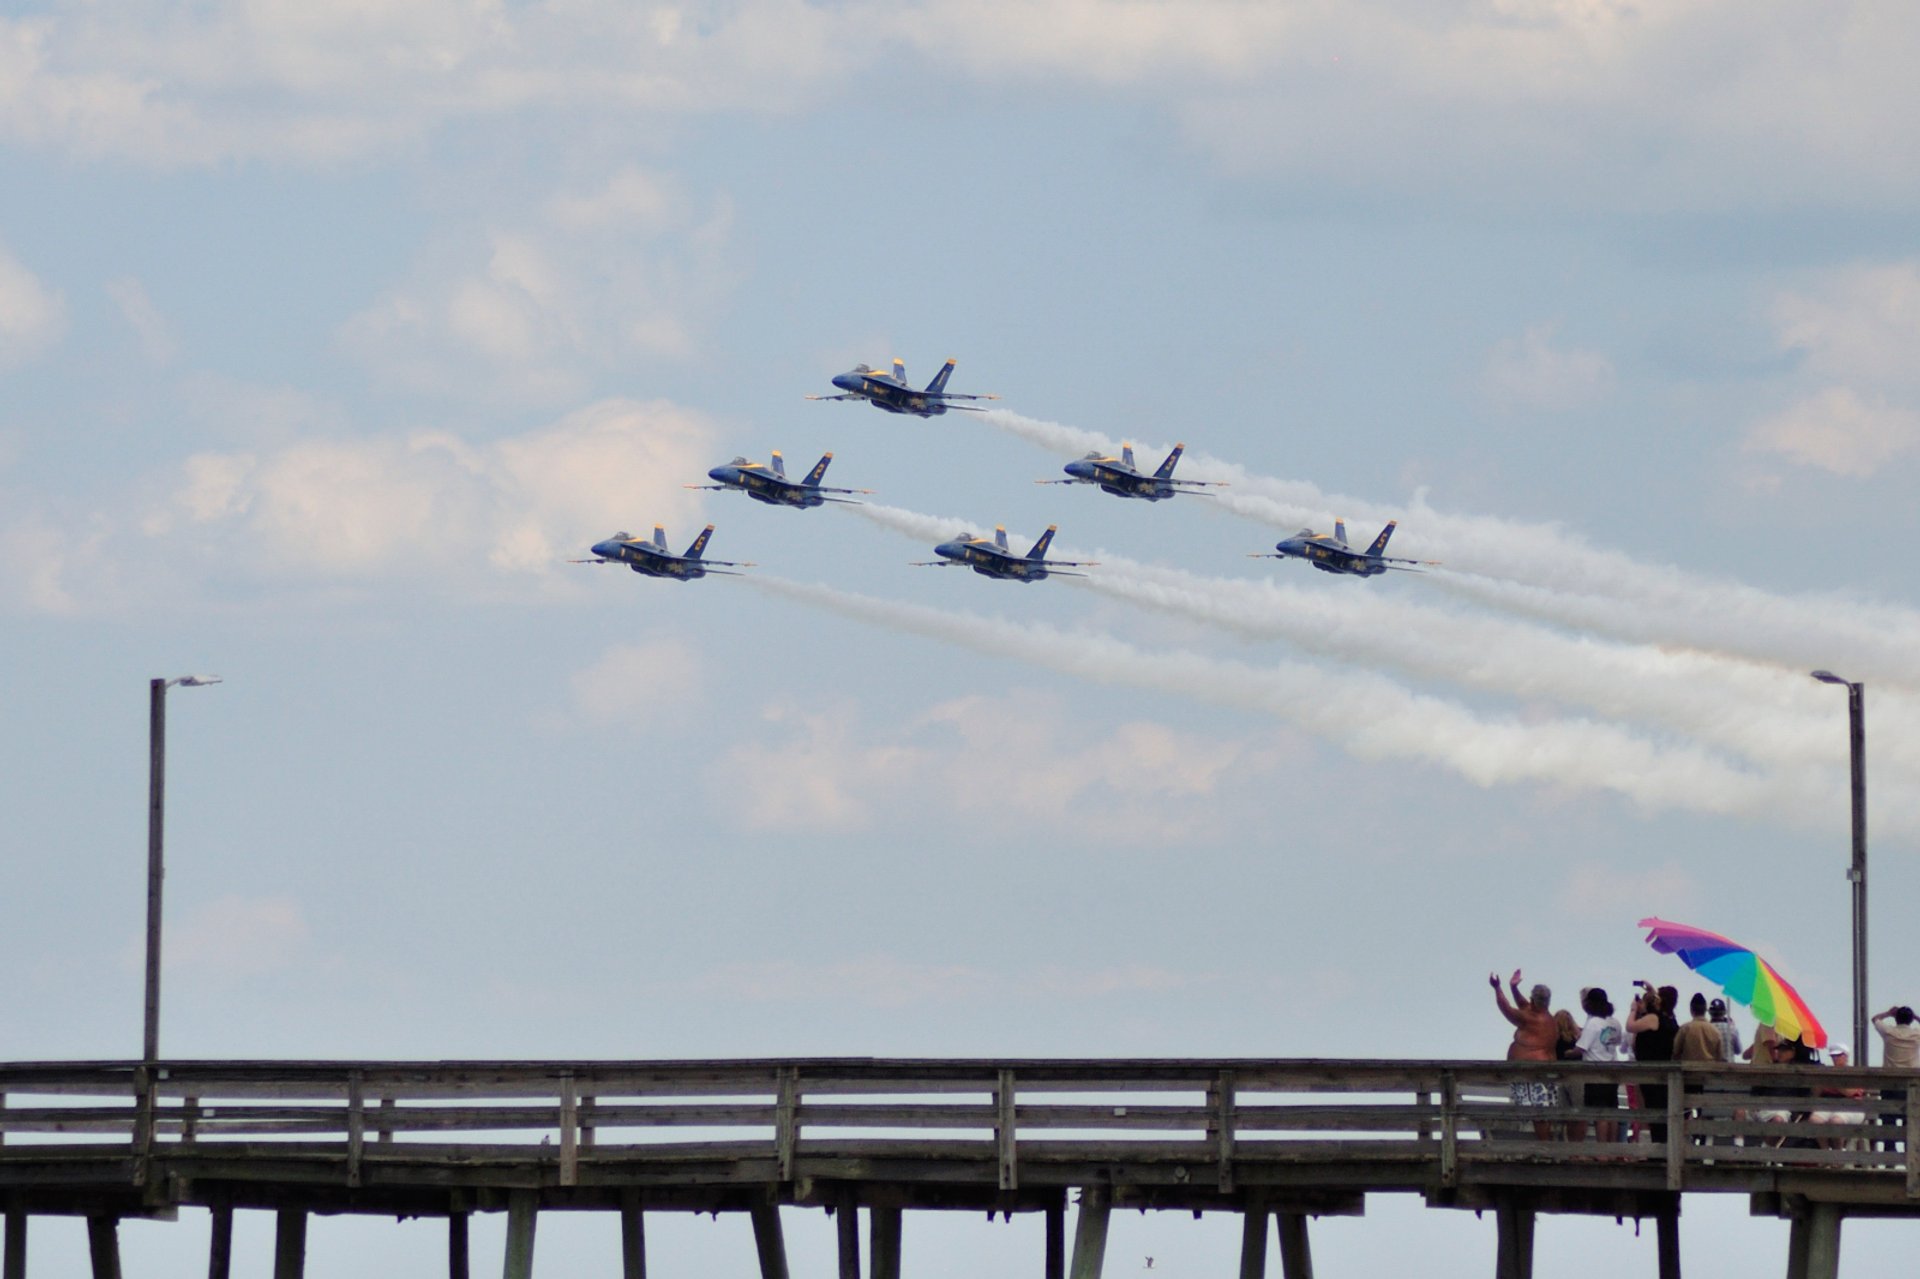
xmin=1510 ymin=1081 xmax=1558 ymax=1108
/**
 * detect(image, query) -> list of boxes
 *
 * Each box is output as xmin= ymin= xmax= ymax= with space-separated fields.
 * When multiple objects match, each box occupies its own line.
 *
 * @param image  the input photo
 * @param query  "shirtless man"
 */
xmin=1491 ymin=969 xmax=1560 ymax=1137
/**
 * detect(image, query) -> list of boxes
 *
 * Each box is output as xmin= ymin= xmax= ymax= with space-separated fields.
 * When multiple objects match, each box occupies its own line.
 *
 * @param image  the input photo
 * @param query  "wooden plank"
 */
xmin=581 ymin=1096 xmax=596 ymax=1150
xmin=750 ymin=1202 xmax=789 ymax=1279
xmin=503 ymin=1192 xmax=537 ymax=1279
xmin=272 ymin=1209 xmax=306 ymax=1279
xmin=997 ymin=1070 xmax=1018 ymax=1192
xmin=379 ymin=1096 xmax=395 ymax=1145
xmin=775 ymin=1070 xmax=799 ymax=1183
xmin=870 ymin=1205 xmax=901 ymax=1279
xmin=87 ymin=1216 xmax=121 ymax=1279
xmin=619 ymin=1191 xmax=645 ymax=1279
xmin=207 ymin=1204 xmax=233 ymax=1279
xmin=4 ymin=1205 xmax=25 ymax=1279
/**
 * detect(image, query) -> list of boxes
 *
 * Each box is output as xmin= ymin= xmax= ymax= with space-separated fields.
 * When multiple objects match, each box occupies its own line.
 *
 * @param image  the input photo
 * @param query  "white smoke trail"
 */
xmin=981 ymin=409 xmax=1920 ymax=688
xmin=743 ymin=575 xmax=1860 ymax=833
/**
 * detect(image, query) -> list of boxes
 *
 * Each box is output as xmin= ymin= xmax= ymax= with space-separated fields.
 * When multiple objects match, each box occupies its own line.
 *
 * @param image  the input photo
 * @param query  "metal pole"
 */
xmin=1849 ymin=682 xmax=1868 ymax=1060
xmin=144 ymin=678 xmax=167 ymax=1065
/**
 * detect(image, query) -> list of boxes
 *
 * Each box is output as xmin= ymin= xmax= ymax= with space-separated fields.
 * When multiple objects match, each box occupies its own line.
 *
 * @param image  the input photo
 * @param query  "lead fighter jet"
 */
xmin=807 ymin=358 xmax=999 ymax=418
xmin=913 ymin=525 xmax=1096 ymax=581
xmin=1249 ymin=520 xmax=1435 ymax=577
xmin=686 ymin=451 xmax=871 ymax=508
xmin=1038 ymin=442 xmax=1226 ymax=502
xmin=571 ymin=526 xmax=753 ymax=580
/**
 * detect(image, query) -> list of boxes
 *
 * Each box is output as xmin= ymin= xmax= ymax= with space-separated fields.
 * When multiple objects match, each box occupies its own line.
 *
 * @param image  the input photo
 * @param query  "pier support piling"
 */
xmin=503 ymin=1193 xmax=537 ymax=1279
xmin=836 ymin=1192 xmax=861 ymax=1279
xmin=751 ymin=1202 xmax=790 ymax=1279
xmin=1786 ymin=1204 xmax=1843 ymax=1279
xmin=1656 ymin=1206 xmax=1680 ymax=1279
xmin=273 ymin=1208 xmax=306 ymax=1279
xmin=1238 ymin=1199 xmax=1268 ymax=1279
xmin=1494 ymin=1200 xmax=1534 ymax=1279
xmin=1277 ymin=1214 xmax=1314 ymax=1279
xmin=87 ymin=1216 xmax=121 ymax=1279
xmin=870 ymin=1205 xmax=901 ymax=1279
xmin=4 ymin=1206 xmax=25 ymax=1279
xmin=1069 ymin=1188 xmax=1111 ymax=1279
xmin=207 ymin=1204 xmax=233 ymax=1279
xmin=619 ymin=1191 xmax=645 ymax=1279
xmin=449 ymin=1211 xmax=470 ymax=1279
xmin=1045 ymin=1203 xmax=1065 ymax=1279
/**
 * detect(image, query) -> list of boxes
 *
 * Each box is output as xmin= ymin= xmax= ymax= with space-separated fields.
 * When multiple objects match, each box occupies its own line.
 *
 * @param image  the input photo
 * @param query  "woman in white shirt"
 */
xmin=1568 ymin=987 xmax=1624 ymax=1143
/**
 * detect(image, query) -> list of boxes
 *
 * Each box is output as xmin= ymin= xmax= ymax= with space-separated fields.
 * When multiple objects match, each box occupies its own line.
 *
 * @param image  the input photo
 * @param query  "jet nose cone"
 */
xmin=934 ymin=541 xmax=962 ymax=559
xmin=832 ymin=372 xmax=860 ymax=391
xmin=1064 ymin=461 xmax=1093 ymax=479
xmin=590 ymin=541 xmax=615 ymax=558
xmin=708 ymin=466 xmax=731 ymax=482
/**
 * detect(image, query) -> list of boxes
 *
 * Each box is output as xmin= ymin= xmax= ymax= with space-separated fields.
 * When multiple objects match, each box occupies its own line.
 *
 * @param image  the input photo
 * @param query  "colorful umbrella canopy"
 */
xmin=1636 ymin=917 xmax=1828 ymax=1048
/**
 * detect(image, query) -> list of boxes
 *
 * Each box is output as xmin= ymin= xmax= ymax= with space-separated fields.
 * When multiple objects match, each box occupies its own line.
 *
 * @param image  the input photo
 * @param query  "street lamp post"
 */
xmin=1811 ymin=670 xmax=1867 ymax=1059
xmin=145 ymin=675 xmax=220 ymax=1064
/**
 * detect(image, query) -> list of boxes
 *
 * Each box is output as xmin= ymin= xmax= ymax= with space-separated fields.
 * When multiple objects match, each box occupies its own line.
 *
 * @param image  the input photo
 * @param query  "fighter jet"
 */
xmin=807 ymin=358 xmax=999 ymax=417
xmin=913 ymin=525 xmax=1096 ymax=581
xmin=571 ymin=526 xmax=753 ymax=580
xmin=1037 ymin=442 xmax=1226 ymax=502
xmin=1249 ymin=520 xmax=1434 ymax=577
xmin=686 ymin=451 xmax=871 ymax=508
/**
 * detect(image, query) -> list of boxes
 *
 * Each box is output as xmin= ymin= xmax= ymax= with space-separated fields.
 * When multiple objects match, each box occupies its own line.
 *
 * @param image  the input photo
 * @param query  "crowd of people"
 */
xmin=1488 ymin=968 xmax=1920 ymax=1147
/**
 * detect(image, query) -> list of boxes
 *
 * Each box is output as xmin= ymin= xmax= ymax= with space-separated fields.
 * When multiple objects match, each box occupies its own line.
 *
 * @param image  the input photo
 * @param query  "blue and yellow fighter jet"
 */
xmin=686 ymin=451 xmax=872 ymax=508
xmin=1037 ymin=442 xmax=1227 ymax=502
xmin=572 ymin=526 xmax=753 ymax=579
xmin=1250 ymin=520 xmax=1434 ymax=577
xmin=807 ymin=358 xmax=999 ymax=417
xmin=914 ymin=525 xmax=1096 ymax=581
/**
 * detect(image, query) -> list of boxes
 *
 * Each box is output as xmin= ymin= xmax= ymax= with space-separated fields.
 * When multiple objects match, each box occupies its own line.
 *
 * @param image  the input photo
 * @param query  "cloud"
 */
xmin=566 ymin=638 xmax=706 ymax=728
xmin=168 ymin=894 xmax=311 ymax=979
xmin=706 ymin=690 xmax=1285 ymax=840
xmin=1481 ymin=324 xmax=1616 ymax=413
xmin=340 ymin=168 xmax=739 ymax=402
xmin=1743 ymin=386 xmax=1920 ymax=478
xmin=0 ymin=239 xmax=67 ymax=368
xmin=1555 ymin=862 xmax=1698 ymax=919
xmin=681 ymin=954 xmax=1202 ymax=1009
xmin=105 ymin=275 xmax=180 ymax=366
xmin=0 ymin=396 xmax=716 ymax=612
xmin=1770 ymin=260 xmax=1920 ymax=387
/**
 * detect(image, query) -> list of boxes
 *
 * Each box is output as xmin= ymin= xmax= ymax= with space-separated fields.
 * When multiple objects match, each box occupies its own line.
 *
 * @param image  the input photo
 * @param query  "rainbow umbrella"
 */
xmin=1636 ymin=917 xmax=1827 ymax=1048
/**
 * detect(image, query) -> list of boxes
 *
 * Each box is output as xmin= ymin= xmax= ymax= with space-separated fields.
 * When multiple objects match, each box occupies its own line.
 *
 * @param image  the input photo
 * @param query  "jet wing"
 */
xmin=805 ymin=394 xmax=864 ymax=401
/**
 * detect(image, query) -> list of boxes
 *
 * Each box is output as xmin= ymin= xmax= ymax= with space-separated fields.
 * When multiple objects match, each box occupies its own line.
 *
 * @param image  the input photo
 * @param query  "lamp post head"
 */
xmin=169 ymin=675 xmax=223 ymax=688
xmin=1810 ymin=670 xmax=1851 ymax=687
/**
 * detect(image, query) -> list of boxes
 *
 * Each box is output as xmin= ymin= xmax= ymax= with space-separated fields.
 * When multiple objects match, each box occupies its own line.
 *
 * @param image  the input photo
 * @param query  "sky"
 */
xmin=3 ymin=0 xmax=1920 ymax=1273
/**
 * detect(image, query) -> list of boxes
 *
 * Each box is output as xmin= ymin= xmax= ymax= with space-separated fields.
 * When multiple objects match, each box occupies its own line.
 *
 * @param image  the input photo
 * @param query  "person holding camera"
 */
xmin=1626 ymin=982 xmax=1679 ymax=1142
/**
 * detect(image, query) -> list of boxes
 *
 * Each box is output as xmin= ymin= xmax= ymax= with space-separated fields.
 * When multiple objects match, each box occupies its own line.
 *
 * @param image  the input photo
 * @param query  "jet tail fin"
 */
xmin=1121 ymin=443 xmax=1137 ymax=470
xmin=1027 ymin=526 xmax=1057 ymax=561
xmin=994 ymin=525 xmax=1010 ymax=551
xmin=684 ymin=525 xmax=715 ymax=559
xmin=1334 ymin=519 xmax=1349 ymax=545
xmin=653 ymin=525 xmax=669 ymax=550
xmin=1366 ymin=521 xmax=1398 ymax=557
xmin=892 ymin=358 xmax=907 ymax=384
xmin=803 ymin=453 xmax=833 ymax=486
xmin=925 ymin=358 xmax=956 ymax=395
xmin=770 ymin=451 xmax=787 ymax=478
xmin=1154 ymin=444 xmax=1185 ymax=479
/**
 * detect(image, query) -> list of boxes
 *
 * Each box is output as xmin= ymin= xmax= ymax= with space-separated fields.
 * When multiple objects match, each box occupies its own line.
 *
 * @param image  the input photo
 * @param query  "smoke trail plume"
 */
xmin=745 ymin=575 xmax=1846 ymax=830
xmin=981 ymin=409 xmax=1920 ymax=688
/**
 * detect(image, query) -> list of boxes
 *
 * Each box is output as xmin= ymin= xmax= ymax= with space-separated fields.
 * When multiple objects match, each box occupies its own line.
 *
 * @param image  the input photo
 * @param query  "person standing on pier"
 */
xmin=1627 ymin=983 xmax=1679 ymax=1142
xmin=1709 ymin=999 xmax=1744 ymax=1063
xmin=1567 ymin=987 xmax=1623 ymax=1143
xmin=1491 ymin=969 xmax=1559 ymax=1138
xmin=1872 ymin=1005 xmax=1919 ymax=1148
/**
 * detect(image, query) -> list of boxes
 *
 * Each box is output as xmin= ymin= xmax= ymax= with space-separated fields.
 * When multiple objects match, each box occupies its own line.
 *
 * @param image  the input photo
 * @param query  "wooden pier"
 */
xmin=3 ymin=1057 xmax=1917 ymax=1278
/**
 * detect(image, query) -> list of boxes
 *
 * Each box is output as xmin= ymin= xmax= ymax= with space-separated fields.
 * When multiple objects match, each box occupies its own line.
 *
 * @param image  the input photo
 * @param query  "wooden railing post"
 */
xmin=1440 ymin=1070 xmax=1459 ymax=1187
xmin=581 ymin=1095 xmax=596 ymax=1149
xmin=346 ymin=1072 xmax=365 ymax=1188
xmin=1906 ymin=1088 xmax=1919 ymax=1199
xmin=1665 ymin=1071 xmax=1685 ymax=1191
xmin=559 ymin=1073 xmax=579 ymax=1187
xmin=378 ymin=1096 xmax=395 ymax=1146
xmin=1210 ymin=1070 xmax=1236 ymax=1193
xmin=1416 ymin=1088 xmax=1433 ymax=1146
xmin=996 ymin=1069 xmax=1019 ymax=1191
xmin=775 ymin=1068 xmax=799 ymax=1183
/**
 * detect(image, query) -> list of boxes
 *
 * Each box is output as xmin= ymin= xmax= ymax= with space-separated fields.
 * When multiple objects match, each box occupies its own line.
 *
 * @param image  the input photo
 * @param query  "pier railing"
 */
xmin=4 ymin=1057 xmax=1917 ymax=1197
